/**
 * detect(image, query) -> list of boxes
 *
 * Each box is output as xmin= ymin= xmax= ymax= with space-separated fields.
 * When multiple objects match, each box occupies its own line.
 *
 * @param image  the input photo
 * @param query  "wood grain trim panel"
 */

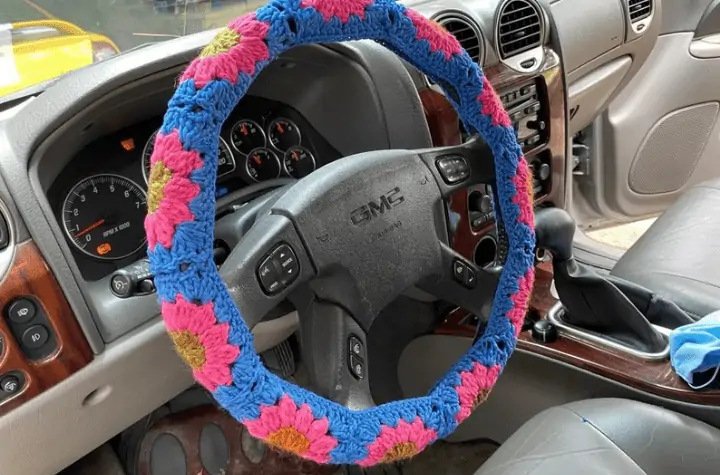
xmin=436 ymin=261 xmax=720 ymax=405
xmin=0 ymin=241 xmax=92 ymax=415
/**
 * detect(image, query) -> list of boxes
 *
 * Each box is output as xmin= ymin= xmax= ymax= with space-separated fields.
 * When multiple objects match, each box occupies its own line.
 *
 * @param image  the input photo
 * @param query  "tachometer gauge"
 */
xmin=142 ymin=130 xmax=235 ymax=183
xmin=230 ymin=119 xmax=266 ymax=155
xmin=268 ymin=118 xmax=301 ymax=152
xmin=245 ymin=147 xmax=281 ymax=182
xmin=283 ymin=146 xmax=316 ymax=179
xmin=62 ymin=174 xmax=147 ymax=260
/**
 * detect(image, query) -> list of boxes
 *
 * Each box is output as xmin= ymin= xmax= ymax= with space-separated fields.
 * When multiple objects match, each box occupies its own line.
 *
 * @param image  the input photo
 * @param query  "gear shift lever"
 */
xmin=534 ymin=208 xmax=668 ymax=354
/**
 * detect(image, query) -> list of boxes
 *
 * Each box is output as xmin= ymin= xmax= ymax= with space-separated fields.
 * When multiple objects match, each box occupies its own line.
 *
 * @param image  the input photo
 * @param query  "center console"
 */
xmin=420 ymin=47 xmax=565 ymax=270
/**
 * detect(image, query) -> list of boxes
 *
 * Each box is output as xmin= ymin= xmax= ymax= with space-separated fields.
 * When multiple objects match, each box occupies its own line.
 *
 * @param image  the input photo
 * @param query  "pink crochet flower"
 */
xmin=478 ymin=76 xmax=512 ymax=127
xmin=181 ymin=14 xmax=270 ymax=88
xmin=512 ymin=158 xmax=535 ymax=228
xmin=244 ymin=395 xmax=338 ymax=463
xmin=358 ymin=417 xmax=437 ymax=466
xmin=406 ymin=9 xmax=463 ymax=60
xmin=162 ymin=295 xmax=240 ymax=392
xmin=301 ymin=0 xmax=373 ymax=23
xmin=507 ymin=270 xmax=535 ymax=335
xmin=145 ymin=130 xmax=203 ymax=250
xmin=455 ymin=363 xmax=501 ymax=423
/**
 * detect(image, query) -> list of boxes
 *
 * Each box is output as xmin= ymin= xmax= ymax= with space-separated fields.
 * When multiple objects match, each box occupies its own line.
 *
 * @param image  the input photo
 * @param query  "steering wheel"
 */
xmin=145 ymin=0 xmax=535 ymax=467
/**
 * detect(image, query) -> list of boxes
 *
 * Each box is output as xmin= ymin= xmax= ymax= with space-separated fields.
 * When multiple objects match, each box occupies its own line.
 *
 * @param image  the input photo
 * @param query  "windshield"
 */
xmin=0 ymin=0 xmax=260 ymax=98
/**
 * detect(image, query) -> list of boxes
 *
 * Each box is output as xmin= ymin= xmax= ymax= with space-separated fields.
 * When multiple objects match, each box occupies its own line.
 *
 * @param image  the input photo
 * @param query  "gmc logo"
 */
xmin=349 ymin=187 xmax=405 ymax=225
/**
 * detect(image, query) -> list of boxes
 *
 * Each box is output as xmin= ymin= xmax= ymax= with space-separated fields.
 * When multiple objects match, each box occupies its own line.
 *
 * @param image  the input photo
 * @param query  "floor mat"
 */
xmin=402 ymin=440 xmax=496 ymax=475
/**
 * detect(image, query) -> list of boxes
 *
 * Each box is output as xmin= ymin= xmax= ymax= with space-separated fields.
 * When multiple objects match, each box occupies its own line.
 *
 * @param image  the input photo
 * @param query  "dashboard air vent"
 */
xmin=497 ymin=0 xmax=542 ymax=59
xmin=628 ymin=0 xmax=652 ymax=23
xmin=437 ymin=15 xmax=483 ymax=64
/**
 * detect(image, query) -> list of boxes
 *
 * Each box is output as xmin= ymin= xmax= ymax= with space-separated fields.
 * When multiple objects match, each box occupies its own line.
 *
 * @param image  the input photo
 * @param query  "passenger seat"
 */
xmin=611 ymin=179 xmax=720 ymax=320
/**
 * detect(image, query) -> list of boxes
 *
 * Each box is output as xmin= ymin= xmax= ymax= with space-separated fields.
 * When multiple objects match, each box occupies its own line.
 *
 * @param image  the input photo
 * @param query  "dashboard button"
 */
xmin=110 ymin=274 xmax=133 ymax=298
xmin=0 ymin=375 xmax=20 ymax=394
xmin=520 ymin=84 xmax=536 ymax=96
xmin=22 ymin=325 xmax=49 ymax=350
xmin=7 ymin=299 xmax=36 ymax=324
xmin=525 ymin=103 xmax=541 ymax=115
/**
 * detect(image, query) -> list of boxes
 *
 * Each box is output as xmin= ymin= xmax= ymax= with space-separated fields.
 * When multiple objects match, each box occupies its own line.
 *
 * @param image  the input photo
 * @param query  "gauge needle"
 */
xmin=276 ymin=123 xmax=284 ymax=134
xmin=75 ymin=219 xmax=105 ymax=238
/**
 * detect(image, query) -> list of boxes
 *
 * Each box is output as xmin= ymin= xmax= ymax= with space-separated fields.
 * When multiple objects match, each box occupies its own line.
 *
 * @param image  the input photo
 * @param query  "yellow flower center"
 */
xmin=169 ymin=330 xmax=207 ymax=370
xmin=147 ymin=161 xmax=173 ymax=214
xmin=199 ymin=28 xmax=242 ymax=58
xmin=265 ymin=427 xmax=311 ymax=455
xmin=381 ymin=442 xmax=419 ymax=463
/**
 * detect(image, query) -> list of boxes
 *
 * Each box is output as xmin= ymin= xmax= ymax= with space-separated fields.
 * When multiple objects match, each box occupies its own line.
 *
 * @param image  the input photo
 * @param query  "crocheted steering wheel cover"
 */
xmin=146 ymin=0 xmax=535 ymax=467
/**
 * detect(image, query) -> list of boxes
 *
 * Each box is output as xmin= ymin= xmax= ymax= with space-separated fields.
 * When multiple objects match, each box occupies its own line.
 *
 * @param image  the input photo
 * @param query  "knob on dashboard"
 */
xmin=469 ymin=191 xmax=493 ymax=214
xmin=526 ymin=120 xmax=546 ymax=131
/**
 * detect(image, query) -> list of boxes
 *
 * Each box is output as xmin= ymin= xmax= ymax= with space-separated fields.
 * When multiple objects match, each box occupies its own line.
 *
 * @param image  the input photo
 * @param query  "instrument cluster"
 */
xmin=49 ymin=95 xmax=340 ymax=280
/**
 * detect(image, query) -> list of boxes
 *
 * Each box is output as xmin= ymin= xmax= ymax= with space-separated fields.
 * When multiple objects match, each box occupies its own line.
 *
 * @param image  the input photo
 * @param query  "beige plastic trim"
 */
xmin=690 ymin=34 xmax=720 ymax=58
xmin=0 ymin=312 xmax=298 ymax=475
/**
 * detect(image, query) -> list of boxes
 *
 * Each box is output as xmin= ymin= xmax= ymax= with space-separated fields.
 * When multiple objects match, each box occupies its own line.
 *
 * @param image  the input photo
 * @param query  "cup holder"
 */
xmin=474 ymin=236 xmax=497 ymax=268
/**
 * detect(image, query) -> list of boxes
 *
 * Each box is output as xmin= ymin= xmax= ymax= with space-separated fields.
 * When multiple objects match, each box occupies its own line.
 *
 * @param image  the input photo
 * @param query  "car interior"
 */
xmin=1 ymin=0 xmax=720 ymax=474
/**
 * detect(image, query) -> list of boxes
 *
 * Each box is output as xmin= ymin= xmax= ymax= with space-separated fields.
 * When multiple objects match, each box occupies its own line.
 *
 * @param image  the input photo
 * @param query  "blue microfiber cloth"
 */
xmin=670 ymin=310 xmax=720 ymax=389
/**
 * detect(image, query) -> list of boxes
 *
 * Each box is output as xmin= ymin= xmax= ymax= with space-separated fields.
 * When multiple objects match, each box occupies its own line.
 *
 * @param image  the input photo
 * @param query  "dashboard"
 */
xmin=0 ymin=0 xmax=669 ymax=473
xmin=47 ymin=95 xmax=339 ymax=281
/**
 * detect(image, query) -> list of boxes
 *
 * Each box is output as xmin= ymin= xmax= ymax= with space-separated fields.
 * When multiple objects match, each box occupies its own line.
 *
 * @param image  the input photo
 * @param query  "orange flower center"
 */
xmin=472 ymin=389 xmax=491 ymax=410
xmin=169 ymin=330 xmax=207 ymax=370
xmin=429 ymin=20 xmax=449 ymax=35
xmin=265 ymin=427 xmax=311 ymax=455
xmin=199 ymin=28 xmax=242 ymax=58
xmin=147 ymin=161 xmax=173 ymax=213
xmin=525 ymin=165 xmax=535 ymax=202
xmin=380 ymin=442 xmax=419 ymax=463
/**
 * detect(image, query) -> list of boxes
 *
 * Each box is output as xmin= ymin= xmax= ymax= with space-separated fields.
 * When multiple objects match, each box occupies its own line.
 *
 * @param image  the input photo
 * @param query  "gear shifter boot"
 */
xmin=535 ymin=208 xmax=667 ymax=354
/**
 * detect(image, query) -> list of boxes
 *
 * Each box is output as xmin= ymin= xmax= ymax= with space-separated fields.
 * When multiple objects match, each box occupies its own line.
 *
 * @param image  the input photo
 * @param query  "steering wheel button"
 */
xmin=21 ymin=325 xmax=49 ymax=350
xmin=257 ymin=256 xmax=283 ymax=295
xmin=348 ymin=336 xmax=364 ymax=357
xmin=452 ymin=259 xmax=468 ymax=284
xmin=272 ymin=244 xmax=299 ymax=285
xmin=436 ymin=156 xmax=469 ymax=185
xmin=349 ymin=355 xmax=364 ymax=380
xmin=465 ymin=268 xmax=477 ymax=289
xmin=7 ymin=299 xmax=36 ymax=324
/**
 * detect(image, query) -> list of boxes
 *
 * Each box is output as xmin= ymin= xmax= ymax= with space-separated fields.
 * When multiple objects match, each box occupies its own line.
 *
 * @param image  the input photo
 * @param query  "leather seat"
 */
xmin=474 ymin=398 xmax=720 ymax=475
xmin=611 ymin=179 xmax=720 ymax=320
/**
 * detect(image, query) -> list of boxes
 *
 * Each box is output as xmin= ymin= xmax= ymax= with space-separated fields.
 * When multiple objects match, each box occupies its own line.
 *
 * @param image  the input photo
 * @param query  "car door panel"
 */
xmin=574 ymin=0 xmax=720 ymax=225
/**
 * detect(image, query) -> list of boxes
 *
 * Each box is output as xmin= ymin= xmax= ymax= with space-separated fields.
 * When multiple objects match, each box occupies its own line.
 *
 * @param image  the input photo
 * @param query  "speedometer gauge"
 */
xmin=62 ymin=174 xmax=147 ymax=260
xmin=142 ymin=130 xmax=235 ymax=183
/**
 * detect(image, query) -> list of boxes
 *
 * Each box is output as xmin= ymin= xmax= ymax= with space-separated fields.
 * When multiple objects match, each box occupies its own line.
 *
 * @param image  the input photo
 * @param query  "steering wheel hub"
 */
xmin=145 ymin=0 xmax=536 ymax=467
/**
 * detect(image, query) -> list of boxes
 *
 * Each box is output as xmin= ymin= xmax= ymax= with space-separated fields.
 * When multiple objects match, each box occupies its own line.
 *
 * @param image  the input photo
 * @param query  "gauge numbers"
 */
xmin=283 ymin=146 xmax=316 ymax=179
xmin=231 ymin=119 xmax=266 ymax=154
xmin=62 ymin=174 xmax=147 ymax=260
xmin=268 ymin=118 xmax=301 ymax=152
xmin=245 ymin=147 xmax=281 ymax=182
